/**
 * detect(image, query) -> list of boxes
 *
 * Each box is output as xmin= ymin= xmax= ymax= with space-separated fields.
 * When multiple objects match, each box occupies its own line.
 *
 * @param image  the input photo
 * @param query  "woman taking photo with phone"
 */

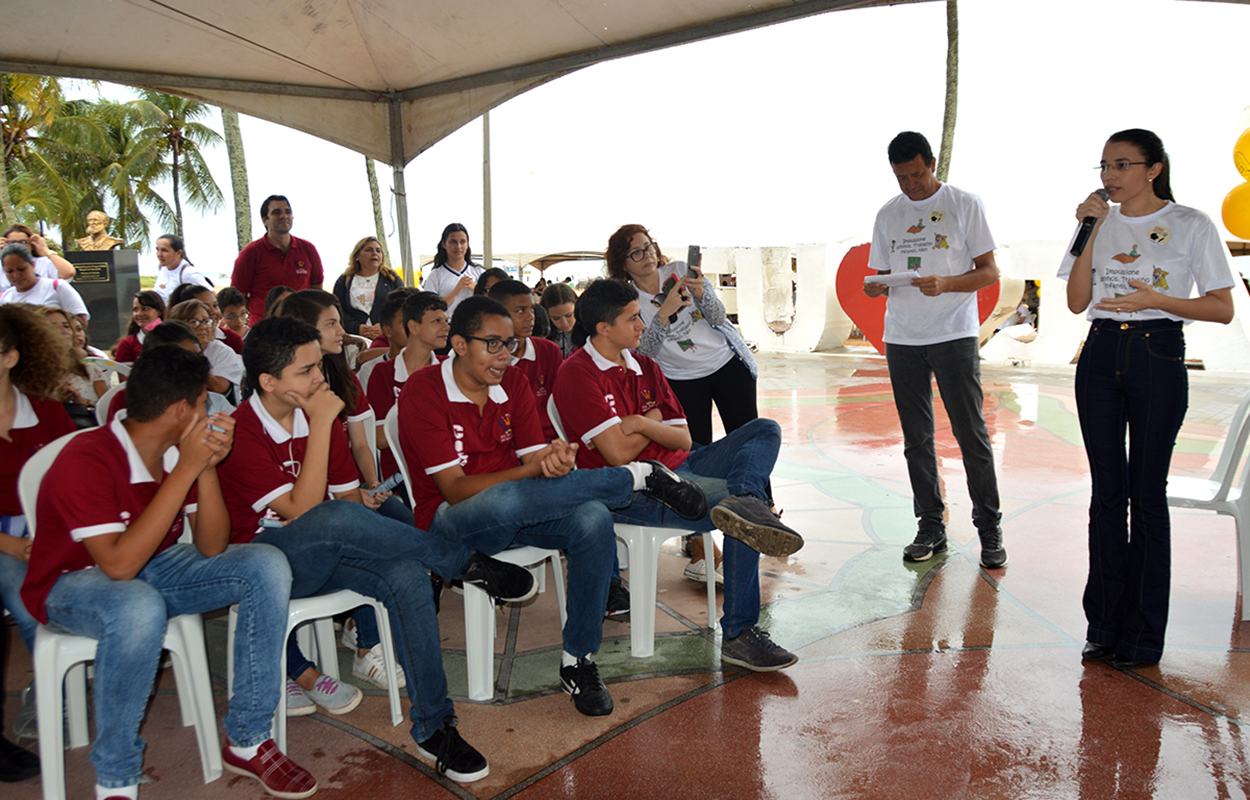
xmin=1060 ymin=128 xmax=1236 ymax=669
xmin=605 ymin=224 xmax=760 ymax=583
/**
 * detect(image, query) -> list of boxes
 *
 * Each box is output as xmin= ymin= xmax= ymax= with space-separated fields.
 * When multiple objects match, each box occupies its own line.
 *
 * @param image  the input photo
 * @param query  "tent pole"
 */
xmin=390 ymin=99 xmax=415 ymax=287
xmin=482 ymin=111 xmax=493 ymax=272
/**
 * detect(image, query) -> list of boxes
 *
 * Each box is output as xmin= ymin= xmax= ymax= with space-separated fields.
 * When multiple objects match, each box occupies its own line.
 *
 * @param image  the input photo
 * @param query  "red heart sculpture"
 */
xmin=834 ymin=242 xmax=1000 ymax=354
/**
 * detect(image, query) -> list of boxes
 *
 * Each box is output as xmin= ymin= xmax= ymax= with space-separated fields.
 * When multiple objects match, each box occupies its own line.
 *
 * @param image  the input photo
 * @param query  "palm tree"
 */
xmin=221 ymin=107 xmax=252 ymax=249
xmin=937 ymin=0 xmax=958 ymax=182
xmin=131 ymin=90 xmax=224 ymax=236
xmin=365 ymin=156 xmax=392 ymax=266
xmin=0 ymin=73 xmax=70 ymax=227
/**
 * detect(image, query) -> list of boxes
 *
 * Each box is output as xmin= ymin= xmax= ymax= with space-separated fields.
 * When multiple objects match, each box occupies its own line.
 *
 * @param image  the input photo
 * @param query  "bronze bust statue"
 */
xmin=75 ymin=210 xmax=124 ymax=251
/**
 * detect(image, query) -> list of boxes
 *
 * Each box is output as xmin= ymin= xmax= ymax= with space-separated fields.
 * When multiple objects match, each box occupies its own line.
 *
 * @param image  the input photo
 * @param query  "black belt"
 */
xmin=1091 ymin=318 xmax=1182 ymax=332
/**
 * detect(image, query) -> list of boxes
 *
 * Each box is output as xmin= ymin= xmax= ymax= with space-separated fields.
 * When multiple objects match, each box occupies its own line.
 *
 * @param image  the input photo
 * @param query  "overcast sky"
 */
xmin=69 ymin=0 xmax=1250 ymax=283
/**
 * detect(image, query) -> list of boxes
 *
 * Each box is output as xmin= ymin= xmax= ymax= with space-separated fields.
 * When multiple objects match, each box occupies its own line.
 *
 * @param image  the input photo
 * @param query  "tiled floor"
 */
xmin=5 ymin=350 xmax=1250 ymax=799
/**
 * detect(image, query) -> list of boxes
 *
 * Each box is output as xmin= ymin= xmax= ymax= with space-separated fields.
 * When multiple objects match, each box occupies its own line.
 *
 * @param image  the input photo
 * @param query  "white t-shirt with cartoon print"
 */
xmin=1057 ymin=202 xmax=1235 ymax=323
xmin=869 ymin=183 xmax=997 ymax=346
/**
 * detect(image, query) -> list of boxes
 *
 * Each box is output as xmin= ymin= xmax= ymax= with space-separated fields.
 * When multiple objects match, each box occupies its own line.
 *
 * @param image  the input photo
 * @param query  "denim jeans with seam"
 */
xmin=1076 ymin=320 xmax=1187 ymax=663
xmin=0 ymin=547 xmax=37 ymax=653
xmin=43 ymin=542 xmax=291 ymax=789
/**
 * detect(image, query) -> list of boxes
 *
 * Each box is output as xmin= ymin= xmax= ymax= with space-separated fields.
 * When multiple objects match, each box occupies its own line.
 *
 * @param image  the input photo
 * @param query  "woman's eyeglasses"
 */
xmin=1096 ymin=161 xmax=1148 ymax=174
xmin=628 ymin=242 xmax=658 ymax=263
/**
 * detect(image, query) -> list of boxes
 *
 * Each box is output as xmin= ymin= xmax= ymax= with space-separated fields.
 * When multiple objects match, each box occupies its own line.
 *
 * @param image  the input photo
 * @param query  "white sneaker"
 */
xmin=352 ymin=643 xmax=407 ymax=689
xmin=683 ymin=558 xmax=724 ymax=585
xmin=340 ymin=622 xmax=357 ymax=651
xmin=304 ymin=674 xmax=362 ymax=715
xmin=285 ymin=679 xmax=316 ymax=716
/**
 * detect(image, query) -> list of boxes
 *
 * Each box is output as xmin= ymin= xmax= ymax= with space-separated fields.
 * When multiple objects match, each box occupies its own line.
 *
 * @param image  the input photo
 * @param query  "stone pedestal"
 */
xmin=66 ymin=250 xmax=140 ymax=347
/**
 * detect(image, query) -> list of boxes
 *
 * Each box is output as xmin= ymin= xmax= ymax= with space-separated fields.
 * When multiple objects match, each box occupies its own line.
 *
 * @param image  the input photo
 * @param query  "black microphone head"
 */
xmin=1096 ymin=188 xmax=1110 ymax=202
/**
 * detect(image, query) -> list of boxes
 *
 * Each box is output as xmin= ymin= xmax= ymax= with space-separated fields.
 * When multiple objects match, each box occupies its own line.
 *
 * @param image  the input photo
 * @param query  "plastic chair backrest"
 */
xmin=1208 ymin=388 xmax=1250 ymax=500
xmin=18 ymin=429 xmax=93 ymax=537
xmin=95 ymin=384 xmax=124 ymax=426
xmin=382 ymin=405 xmax=417 ymax=506
xmin=547 ymin=394 xmax=567 ymax=441
xmin=361 ymin=406 xmax=379 ymax=477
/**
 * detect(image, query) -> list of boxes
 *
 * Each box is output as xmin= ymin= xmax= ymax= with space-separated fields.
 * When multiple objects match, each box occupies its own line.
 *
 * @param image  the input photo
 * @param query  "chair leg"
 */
xmin=66 ymin=662 xmax=89 ymax=748
xmin=226 ymin=605 xmax=238 ymax=701
xmin=1234 ymin=511 xmax=1249 ymax=621
xmin=312 ymin=618 xmax=340 ymax=680
xmin=34 ymin=631 xmax=68 ymax=800
xmin=165 ymin=616 xmax=224 ymax=783
xmin=703 ymin=532 xmax=718 ymax=634
xmin=550 ymin=553 xmax=567 ymax=628
xmin=463 ymin=584 xmax=496 ymax=702
xmin=627 ymin=532 xmax=662 ymax=659
xmin=369 ymin=600 xmax=404 ymax=727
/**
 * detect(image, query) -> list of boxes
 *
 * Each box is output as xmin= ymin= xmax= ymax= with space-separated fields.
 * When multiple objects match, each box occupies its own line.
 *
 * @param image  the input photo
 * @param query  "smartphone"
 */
xmin=686 ymin=245 xmax=701 ymax=277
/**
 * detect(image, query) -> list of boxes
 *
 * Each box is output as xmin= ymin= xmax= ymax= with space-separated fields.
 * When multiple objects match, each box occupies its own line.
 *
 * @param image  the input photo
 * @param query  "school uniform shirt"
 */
xmin=0 ymin=277 xmax=89 ymax=320
xmin=204 ymin=339 xmax=244 ymax=400
xmin=510 ymin=336 xmax=562 ymax=441
xmin=552 ymin=343 xmax=689 ymax=472
xmin=398 ymin=356 xmax=546 ymax=530
xmin=365 ymin=348 xmax=441 ymax=480
xmin=219 ymin=393 xmax=360 ymax=543
xmin=21 ymin=419 xmax=194 ymax=623
xmin=216 ymin=326 xmax=245 ymax=355
xmin=0 ymin=388 xmax=75 ymax=516
xmin=419 ymin=262 xmax=483 ymax=319
xmin=153 ymin=259 xmax=213 ymax=303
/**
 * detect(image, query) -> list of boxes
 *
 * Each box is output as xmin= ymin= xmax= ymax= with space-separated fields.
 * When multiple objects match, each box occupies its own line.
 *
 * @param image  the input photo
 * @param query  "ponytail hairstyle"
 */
xmin=272 ymin=289 xmax=359 ymax=417
xmin=157 ymin=233 xmax=191 ymax=265
xmin=1107 ymin=128 xmax=1174 ymax=202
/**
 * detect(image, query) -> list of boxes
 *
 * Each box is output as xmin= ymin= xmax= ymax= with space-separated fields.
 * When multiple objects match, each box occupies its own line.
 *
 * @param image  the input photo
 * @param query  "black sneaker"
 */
xmin=978 ymin=530 xmax=1008 ymax=569
xmin=416 ymin=715 xmax=489 ymax=783
xmin=903 ymin=530 xmax=947 ymax=563
xmin=605 ymin=575 xmax=630 ymax=618
xmin=640 ymin=460 xmax=708 ymax=520
xmin=720 ymin=626 xmax=798 ymax=672
xmin=461 ymin=553 xmax=537 ymax=603
xmin=559 ymin=657 xmax=614 ymax=716
xmin=709 ymin=495 xmax=804 ymax=557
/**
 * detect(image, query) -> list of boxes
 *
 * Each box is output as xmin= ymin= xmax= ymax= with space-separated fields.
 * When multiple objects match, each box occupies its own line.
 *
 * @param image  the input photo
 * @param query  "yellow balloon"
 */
xmin=1223 ymin=181 xmax=1250 ymax=239
xmin=1236 ymin=128 xmax=1250 ymax=181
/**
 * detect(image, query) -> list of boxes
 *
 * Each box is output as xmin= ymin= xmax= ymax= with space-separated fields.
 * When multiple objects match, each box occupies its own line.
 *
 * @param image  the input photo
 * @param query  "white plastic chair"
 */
xmin=546 ymin=396 xmax=718 ymax=657
xmin=384 ymin=405 xmax=567 ymax=701
xmin=226 ymin=589 xmax=404 ymax=752
xmin=19 ymin=430 xmax=223 ymax=800
xmin=360 ymin=406 xmax=380 ymax=478
xmin=94 ymin=383 xmax=124 ymax=426
xmin=1168 ymin=388 xmax=1250 ymax=620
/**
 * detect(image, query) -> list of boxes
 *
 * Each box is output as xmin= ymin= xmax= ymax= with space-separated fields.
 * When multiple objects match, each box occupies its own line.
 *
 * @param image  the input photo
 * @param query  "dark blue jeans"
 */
xmin=885 ymin=337 xmax=1001 ymax=537
xmin=1076 ymin=320 xmax=1187 ymax=663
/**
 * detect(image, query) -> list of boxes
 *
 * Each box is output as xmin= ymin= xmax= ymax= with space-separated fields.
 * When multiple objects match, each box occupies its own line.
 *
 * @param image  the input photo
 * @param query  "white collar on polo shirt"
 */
xmin=108 ymin=417 xmax=157 ymax=484
xmin=509 ymin=339 xmax=537 ymax=365
xmin=440 ymin=353 xmax=508 ymax=404
xmin=586 ymin=340 xmax=642 ymax=375
xmin=248 ymin=392 xmax=309 ymax=443
xmin=11 ymin=386 xmax=36 ymax=430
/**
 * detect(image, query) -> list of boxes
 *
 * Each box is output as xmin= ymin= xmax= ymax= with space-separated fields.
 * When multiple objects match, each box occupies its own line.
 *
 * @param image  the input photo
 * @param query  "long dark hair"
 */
xmin=127 ymin=290 xmax=166 ymax=336
xmin=272 ymin=289 xmax=359 ymax=417
xmin=433 ymin=223 xmax=475 ymax=270
xmin=1107 ymin=128 xmax=1174 ymax=202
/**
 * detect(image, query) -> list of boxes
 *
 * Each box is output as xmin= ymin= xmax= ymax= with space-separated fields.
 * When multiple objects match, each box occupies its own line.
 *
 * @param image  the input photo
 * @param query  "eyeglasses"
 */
xmin=224 ymin=311 xmax=250 ymax=322
xmin=628 ymin=242 xmax=658 ymax=263
xmin=185 ymin=318 xmax=217 ymax=328
xmin=1096 ymin=161 xmax=1148 ymax=174
xmin=465 ymin=335 xmax=520 ymax=354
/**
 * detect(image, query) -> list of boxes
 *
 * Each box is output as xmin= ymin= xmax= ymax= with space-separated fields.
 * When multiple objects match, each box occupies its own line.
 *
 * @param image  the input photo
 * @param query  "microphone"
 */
xmin=1069 ymin=188 xmax=1111 ymax=257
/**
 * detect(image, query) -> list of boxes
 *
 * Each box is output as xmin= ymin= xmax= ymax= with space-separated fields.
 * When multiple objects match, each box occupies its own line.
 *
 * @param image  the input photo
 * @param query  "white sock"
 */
xmin=624 ymin=462 xmax=651 ymax=491
xmin=97 ymin=785 xmax=138 ymax=800
xmin=561 ymin=650 xmax=582 ymax=668
xmin=229 ymin=742 xmax=262 ymax=760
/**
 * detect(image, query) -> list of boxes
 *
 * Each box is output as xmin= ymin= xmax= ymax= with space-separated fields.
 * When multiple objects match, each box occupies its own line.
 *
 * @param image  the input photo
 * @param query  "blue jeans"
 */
xmin=885 ymin=337 xmax=1002 ymax=537
xmin=254 ymin=499 xmax=467 ymax=742
xmin=1076 ymin=320 xmax=1187 ymax=663
xmin=429 ymin=467 xmax=641 ymax=657
xmin=609 ymin=417 xmax=781 ymax=638
xmin=1 ymin=547 xmax=37 ymax=654
xmin=43 ymin=543 xmax=291 ymax=788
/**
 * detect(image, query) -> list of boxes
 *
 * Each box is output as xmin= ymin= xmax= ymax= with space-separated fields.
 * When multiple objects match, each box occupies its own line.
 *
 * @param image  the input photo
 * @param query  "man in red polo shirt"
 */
xmin=488 ymin=279 xmax=563 ymax=441
xmin=231 ymin=195 xmax=324 ymax=325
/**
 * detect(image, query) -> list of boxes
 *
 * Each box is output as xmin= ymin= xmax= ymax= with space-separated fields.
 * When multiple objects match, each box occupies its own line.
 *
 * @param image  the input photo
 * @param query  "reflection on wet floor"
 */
xmin=5 ymin=351 xmax=1250 ymax=799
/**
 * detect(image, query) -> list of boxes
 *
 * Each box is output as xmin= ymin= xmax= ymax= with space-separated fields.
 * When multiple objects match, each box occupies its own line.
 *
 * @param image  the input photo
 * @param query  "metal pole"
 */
xmin=389 ymin=99 xmax=415 ymax=287
xmin=482 ymin=111 xmax=493 ymax=271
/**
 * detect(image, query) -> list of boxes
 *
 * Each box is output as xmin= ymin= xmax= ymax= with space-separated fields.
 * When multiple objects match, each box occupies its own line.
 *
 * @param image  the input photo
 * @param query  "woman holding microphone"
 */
xmin=1060 ymin=129 xmax=1236 ymax=669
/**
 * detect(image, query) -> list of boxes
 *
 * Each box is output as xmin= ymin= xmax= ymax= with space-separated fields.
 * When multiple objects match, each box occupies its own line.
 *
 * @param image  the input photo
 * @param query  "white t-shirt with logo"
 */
xmin=1057 ymin=202 xmax=1235 ymax=323
xmin=0 ymin=277 xmax=89 ymax=319
xmin=869 ymin=183 xmax=996 ymax=346
xmin=154 ymin=259 xmax=213 ymax=303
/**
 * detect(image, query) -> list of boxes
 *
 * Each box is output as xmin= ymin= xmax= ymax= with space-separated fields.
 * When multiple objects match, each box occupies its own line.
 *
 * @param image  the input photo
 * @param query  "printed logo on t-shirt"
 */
xmin=1112 ymin=244 xmax=1140 ymax=264
xmin=907 ymin=257 xmax=921 ymax=271
xmin=1148 ymin=226 xmax=1171 ymax=246
xmin=604 ymin=393 xmax=618 ymax=416
xmin=934 ymin=233 xmax=949 ymax=250
xmin=453 ymin=423 xmax=466 ymax=465
xmin=639 ymin=388 xmax=659 ymax=415
xmin=496 ymin=414 xmax=513 ymax=444
xmin=907 ymin=219 xmax=926 ymax=234
xmin=929 ymin=210 xmax=945 ymax=223
xmin=1151 ymin=267 xmax=1170 ymax=290
xmin=296 ymin=261 xmax=308 ymax=275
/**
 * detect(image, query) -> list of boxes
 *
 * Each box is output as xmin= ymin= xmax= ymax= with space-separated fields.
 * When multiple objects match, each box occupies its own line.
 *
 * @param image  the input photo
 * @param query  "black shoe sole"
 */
xmin=709 ymin=505 xmax=804 ymax=557
xmin=720 ymin=650 xmax=799 ymax=672
xmin=979 ymin=551 xmax=1009 ymax=569
xmin=642 ymin=460 xmax=708 ymax=520
xmin=902 ymin=542 xmax=947 ymax=562
xmin=1110 ymin=655 xmax=1155 ymax=670
xmin=1081 ymin=643 xmax=1113 ymax=661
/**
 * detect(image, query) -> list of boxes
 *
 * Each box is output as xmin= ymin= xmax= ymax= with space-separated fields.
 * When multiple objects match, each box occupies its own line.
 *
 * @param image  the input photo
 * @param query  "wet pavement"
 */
xmin=5 ymin=350 xmax=1250 ymax=799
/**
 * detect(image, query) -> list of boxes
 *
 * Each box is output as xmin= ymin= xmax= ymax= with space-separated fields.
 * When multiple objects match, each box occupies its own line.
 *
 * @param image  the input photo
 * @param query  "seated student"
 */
xmin=553 ymin=279 xmax=805 ymax=672
xmin=219 ymin=315 xmax=534 ymax=783
xmin=542 ymin=282 xmax=579 ymax=359
xmin=367 ymin=291 xmax=447 ymax=480
xmin=397 ymin=295 xmax=708 ymax=717
xmin=168 ymin=299 xmax=244 ymax=405
xmin=20 ymin=346 xmax=319 ymax=800
xmin=261 ymin=284 xmax=293 ymax=323
xmin=0 ymin=304 xmax=76 ymax=778
xmin=106 ymin=322 xmax=237 ymax=422
xmin=488 ymin=280 xmax=563 ymax=441
xmin=171 ymin=283 xmax=245 ymax=355
xmin=112 ymin=291 xmax=166 ymax=365
xmin=218 ymin=286 xmax=251 ymax=340
xmin=0 ymin=243 xmax=89 ymax=327
xmin=356 ymin=287 xmax=416 ymax=388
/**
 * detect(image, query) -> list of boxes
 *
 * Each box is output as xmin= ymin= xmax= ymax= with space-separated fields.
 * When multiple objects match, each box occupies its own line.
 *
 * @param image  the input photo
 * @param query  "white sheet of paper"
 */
xmin=863 ymin=272 xmax=917 ymax=288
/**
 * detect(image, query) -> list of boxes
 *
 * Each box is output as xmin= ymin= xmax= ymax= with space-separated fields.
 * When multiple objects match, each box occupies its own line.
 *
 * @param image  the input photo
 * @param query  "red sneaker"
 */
xmin=222 ymin=739 xmax=318 ymax=799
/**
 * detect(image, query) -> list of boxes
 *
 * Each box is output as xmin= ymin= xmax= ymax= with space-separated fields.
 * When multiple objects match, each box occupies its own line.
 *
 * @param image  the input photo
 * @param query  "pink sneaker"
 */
xmin=222 ymin=739 xmax=318 ymax=798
